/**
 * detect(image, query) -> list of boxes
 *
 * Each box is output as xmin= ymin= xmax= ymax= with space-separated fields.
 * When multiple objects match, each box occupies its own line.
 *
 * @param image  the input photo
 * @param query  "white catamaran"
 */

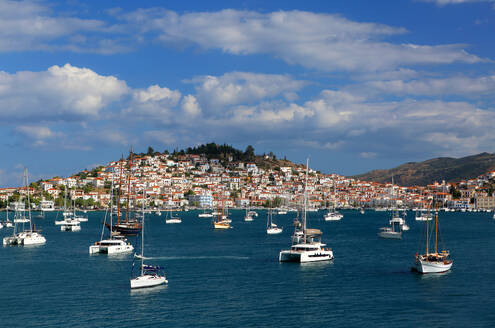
xmin=279 ymin=159 xmax=333 ymax=263
xmin=89 ymin=178 xmax=133 ymax=255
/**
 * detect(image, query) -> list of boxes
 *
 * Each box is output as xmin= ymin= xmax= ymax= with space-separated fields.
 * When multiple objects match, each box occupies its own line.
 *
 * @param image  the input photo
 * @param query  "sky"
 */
xmin=1 ymin=0 xmax=495 ymax=186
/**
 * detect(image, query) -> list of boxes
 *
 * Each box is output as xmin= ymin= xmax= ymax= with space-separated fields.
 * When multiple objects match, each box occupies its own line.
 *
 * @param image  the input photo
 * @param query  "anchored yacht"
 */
xmin=279 ymin=159 xmax=333 ymax=263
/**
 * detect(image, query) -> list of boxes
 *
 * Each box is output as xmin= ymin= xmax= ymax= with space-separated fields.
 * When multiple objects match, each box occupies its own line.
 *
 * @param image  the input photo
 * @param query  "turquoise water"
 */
xmin=1 ymin=210 xmax=494 ymax=327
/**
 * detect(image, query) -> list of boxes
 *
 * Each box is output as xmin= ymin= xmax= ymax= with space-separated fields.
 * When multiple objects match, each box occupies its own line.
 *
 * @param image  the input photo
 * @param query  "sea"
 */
xmin=1 ymin=209 xmax=494 ymax=328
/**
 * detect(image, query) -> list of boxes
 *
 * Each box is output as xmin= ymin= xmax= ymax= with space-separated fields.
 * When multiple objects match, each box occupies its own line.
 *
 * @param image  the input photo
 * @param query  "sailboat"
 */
xmin=413 ymin=210 xmax=453 ymax=274
xmin=198 ymin=207 xmax=213 ymax=218
xmin=386 ymin=178 xmax=409 ymax=231
xmin=165 ymin=208 xmax=182 ymax=224
xmin=55 ymin=189 xmax=80 ymax=227
xmin=90 ymin=177 xmax=133 ymax=255
xmin=3 ymin=198 xmax=13 ymax=228
xmin=415 ymin=209 xmax=432 ymax=221
xmin=3 ymin=169 xmax=46 ymax=246
xmin=244 ymin=205 xmax=254 ymax=222
xmin=213 ymin=201 xmax=231 ymax=229
xmin=266 ymin=204 xmax=282 ymax=234
xmin=130 ymin=193 xmax=168 ymax=289
xmin=279 ymin=159 xmax=333 ymax=263
xmin=324 ymin=185 xmax=343 ymax=221
xmin=106 ymin=152 xmax=142 ymax=236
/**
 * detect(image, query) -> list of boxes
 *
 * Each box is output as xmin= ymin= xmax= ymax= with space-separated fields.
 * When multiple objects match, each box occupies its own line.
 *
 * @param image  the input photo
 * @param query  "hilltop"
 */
xmin=352 ymin=152 xmax=495 ymax=186
xmin=145 ymin=143 xmax=304 ymax=171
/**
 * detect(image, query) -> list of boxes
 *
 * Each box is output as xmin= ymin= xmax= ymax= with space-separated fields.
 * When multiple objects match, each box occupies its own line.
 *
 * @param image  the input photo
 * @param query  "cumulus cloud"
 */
xmin=122 ymin=85 xmax=183 ymax=122
xmin=0 ymin=63 xmax=128 ymax=122
xmin=181 ymin=95 xmax=201 ymax=116
xmin=187 ymin=72 xmax=307 ymax=111
xmin=133 ymin=85 xmax=181 ymax=104
xmin=121 ymin=8 xmax=484 ymax=72
xmin=0 ymin=0 xmax=121 ymax=53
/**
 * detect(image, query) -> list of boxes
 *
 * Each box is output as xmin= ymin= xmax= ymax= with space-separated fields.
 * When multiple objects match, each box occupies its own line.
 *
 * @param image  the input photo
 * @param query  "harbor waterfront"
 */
xmin=1 ymin=210 xmax=494 ymax=327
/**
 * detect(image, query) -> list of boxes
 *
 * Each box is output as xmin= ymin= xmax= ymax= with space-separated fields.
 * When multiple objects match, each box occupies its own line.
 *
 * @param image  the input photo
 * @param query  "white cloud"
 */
xmin=133 ymin=85 xmax=181 ymax=104
xmin=15 ymin=125 xmax=58 ymax=139
xmin=122 ymin=8 xmax=484 ymax=72
xmin=181 ymin=95 xmax=201 ymax=116
xmin=360 ymin=152 xmax=377 ymax=159
xmin=0 ymin=63 xmax=128 ymax=122
xmin=0 ymin=0 xmax=116 ymax=53
xmin=143 ymin=130 xmax=177 ymax=145
xmin=188 ymin=72 xmax=307 ymax=110
xmin=419 ymin=0 xmax=494 ymax=6
xmin=360 ymin=74 xmax=495 ymax=96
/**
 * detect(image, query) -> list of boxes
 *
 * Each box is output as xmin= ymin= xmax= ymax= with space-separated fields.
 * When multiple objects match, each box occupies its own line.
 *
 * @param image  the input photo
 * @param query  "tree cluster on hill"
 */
xmin=172 ymin=143 xmax=257 ymax=162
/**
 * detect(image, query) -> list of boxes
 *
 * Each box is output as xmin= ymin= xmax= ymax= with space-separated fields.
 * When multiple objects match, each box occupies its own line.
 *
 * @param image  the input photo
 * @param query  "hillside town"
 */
xmin=2 ymin=147 xmax=495 ymax=212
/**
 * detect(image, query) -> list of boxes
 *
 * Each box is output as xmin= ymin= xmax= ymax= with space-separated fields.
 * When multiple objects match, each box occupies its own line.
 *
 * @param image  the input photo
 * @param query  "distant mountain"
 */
xmin=352 ymin=152 xmax=495 ymax=186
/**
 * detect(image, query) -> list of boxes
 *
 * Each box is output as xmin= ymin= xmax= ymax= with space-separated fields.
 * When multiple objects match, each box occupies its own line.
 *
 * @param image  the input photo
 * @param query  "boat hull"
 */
xmin=279 ymin=249 xmax=334 ymax=263
xmin=130 ymin=275 xmax=168 ymax=289
xmin=213 ymin=222 xmax=231 ymax=229
xmin=61 ymin=224 xmax=81 ymax=231
xmin=267 ymin=227 xmax=283 ymax=234
xmin=105 ymin=223 xmax=141 ymax=236
xmin=89 ymin=240 xmax=134 ymax=254
xmin=414 ymin=259 xmax=453 ymax=274
xmin=378 ymin=231 xmax=402 ymax=239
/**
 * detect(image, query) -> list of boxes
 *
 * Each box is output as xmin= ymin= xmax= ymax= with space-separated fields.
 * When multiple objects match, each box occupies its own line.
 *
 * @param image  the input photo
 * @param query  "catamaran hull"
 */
xmin=279 ymin=250 xmax=334 ymax=263
xmin=378 ymin=231 xmax=402 ymax=239
xmin=89 ymin=244 xmax=134 ymax=254
xmin=61 ymin=225 xmax=81 ymax=232
xmin=4 ymin=233 xmax=46 ymax=246
xmin=414 ymin=260 xmax=453 ymax=274
xmin=130 ymin=275 xmax=168 ymax=289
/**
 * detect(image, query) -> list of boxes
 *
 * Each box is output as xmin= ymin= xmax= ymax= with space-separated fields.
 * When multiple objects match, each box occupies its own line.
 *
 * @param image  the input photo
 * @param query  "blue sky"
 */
xmin=1 ymin=0 xmax=495 ymax=186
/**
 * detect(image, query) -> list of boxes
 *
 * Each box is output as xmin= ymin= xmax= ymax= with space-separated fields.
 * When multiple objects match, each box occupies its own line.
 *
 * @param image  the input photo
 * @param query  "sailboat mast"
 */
xmin=303 ymin=158 xmax=309 ymax=242
xmin=435 ymin=210 xmax=438 ymax=254
xmin=117 ymin=157 xmax=123 ymax=224
xmin=25 ymin=168 xmax=32 ymax=231
xmin=426 ymin=203 xmax=430 ymax=255
xmin=126 ymin=150 xmax=133 ymax=223
xmin=141 ymin=190 xmax=145 ymax=276
xmin=109 ymin=176 xmax=114 ymax=236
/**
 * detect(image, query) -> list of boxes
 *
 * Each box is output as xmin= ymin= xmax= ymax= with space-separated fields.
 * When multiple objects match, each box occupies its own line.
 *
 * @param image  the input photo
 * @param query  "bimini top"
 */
xmin=143 ymin=265 xmax=163 ymax=271
xmin=305 ymin=229 xmax=322 ymax=236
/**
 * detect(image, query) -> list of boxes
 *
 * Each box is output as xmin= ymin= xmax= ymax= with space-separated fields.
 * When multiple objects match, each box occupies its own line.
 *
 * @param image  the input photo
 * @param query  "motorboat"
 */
xmin=378 ymin=217 xmax=403 ymax=239
xmin=324 ymin=210 xmax=343 ymax=221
